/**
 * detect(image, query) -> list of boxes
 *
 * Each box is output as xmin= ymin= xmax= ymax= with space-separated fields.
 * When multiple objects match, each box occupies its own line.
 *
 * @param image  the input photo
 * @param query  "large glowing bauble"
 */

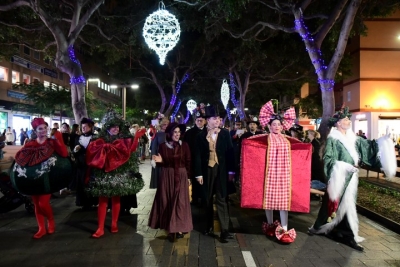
xmin=220 ymin=79 xmax=230 ymax=108
xmin=186 ymin=99 xmax=197 ymax=114
xmin=143 ymin=2 xmax=180 ymax=65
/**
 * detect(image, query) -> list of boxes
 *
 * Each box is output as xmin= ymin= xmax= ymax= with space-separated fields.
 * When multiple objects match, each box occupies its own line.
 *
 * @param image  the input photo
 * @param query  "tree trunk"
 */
xmin=54 ymin=48 xmax=88 ymax=123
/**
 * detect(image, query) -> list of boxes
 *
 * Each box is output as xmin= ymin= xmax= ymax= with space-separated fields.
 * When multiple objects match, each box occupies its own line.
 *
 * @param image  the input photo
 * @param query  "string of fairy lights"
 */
xmin=294 ymin=17 xmax=335 ymax=91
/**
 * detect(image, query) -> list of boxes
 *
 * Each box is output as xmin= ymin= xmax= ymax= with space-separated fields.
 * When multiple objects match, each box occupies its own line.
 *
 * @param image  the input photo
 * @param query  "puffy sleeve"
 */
xmin=51 ymin=138 xmax=68 ymax=157
xmin=357 ymin=135 xmax=397 ymax=178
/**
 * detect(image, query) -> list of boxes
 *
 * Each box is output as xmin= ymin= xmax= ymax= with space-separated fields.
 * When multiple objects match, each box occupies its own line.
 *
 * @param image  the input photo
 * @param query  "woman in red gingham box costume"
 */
xmin=259 ymin=100 xmax=297 ymax=243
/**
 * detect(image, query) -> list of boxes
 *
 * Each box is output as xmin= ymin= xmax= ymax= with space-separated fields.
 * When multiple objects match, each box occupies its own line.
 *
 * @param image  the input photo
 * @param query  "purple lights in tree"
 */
xmin=294 ymin=18 xmax=334 ymax=92
xmin=68 ymin=45 xmax=86 ymax=84
xmin=170 ymin=73 xmax=189 ymax=106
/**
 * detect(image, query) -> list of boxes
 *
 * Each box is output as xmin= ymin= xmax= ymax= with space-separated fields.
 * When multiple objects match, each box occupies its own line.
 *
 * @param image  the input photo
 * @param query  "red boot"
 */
xmin=38 ymin=195 xmax=55 ymax=234
xmin=262 ymin=220 xmax=280 ymax=237
xmin=111 ymin=196 xmax=120 ymax=233
xmin=32 ymin=196 xmax=46 ymax=239
xmin=92 ymin=197 xmax=108 ymax=238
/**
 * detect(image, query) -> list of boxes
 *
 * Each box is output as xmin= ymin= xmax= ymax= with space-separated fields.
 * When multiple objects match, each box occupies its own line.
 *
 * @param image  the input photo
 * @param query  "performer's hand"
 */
xmin=228 ymin=173 xmax=235 ymax=182
xmin=74 ymin=145 xmax=81 ymax=152
xmin=188 ymin=179 xmax=191 ymax=186
xmin=196 ymin=177 xmax=203 ymax=185
xmin=152 ymin=153 xmax=162 ymax=163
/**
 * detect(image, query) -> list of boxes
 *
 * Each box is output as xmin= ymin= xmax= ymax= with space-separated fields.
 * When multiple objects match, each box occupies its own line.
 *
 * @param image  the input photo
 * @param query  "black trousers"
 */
xmin=201 ymin=164 xmax=230 ymax=231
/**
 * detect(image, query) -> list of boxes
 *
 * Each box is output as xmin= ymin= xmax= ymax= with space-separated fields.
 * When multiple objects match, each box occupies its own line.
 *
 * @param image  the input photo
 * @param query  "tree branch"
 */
xmin=68 ymin=0 xmax=104 ymax=44
xmin=314 ymin=0 xmax=349 ymax=48
xmin=0 ymin=20 xmax=44 ymax=31
xmin=69 ymin=0 xmax=82 ymax=37
xmin=0 ymin=0 xmax=30 ymax=11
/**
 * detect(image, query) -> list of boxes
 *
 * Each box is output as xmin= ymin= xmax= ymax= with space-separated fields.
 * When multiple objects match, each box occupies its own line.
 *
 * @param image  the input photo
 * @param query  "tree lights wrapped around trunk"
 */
xmin=143 ymin=2 xmax=181 ymax=65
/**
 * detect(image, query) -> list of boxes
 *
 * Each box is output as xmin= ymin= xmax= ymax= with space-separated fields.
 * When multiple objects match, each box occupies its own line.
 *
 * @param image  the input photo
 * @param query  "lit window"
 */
xmin=12 ymin=71 xmax=20 ymax=83
xmin=44 ymin=81 xmax=50 ymax=88
xmin=0 ymin=66 xmax=9 ymax=82
xmin=23 ymin=74 xmax=30 ymax=84
xmin=347 ymin=91 xmax=351 ymax=102
xmin=101 ymin=82 xmax=104 ymax=89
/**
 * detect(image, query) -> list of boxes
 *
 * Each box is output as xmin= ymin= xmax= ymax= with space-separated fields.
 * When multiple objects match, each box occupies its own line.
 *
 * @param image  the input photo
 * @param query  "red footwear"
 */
xmin=111 ymin=224 xmax=118 ymax=233
xmin=47 ymin=220 xmax=55 ymax=234
xmin=92 ymin=229 xmax=104 ymax=238
xmin=262 ymin=220 xmax=280 ymax=237
xmin=33 ymin=229 xmax=47 ymax=239
xmin=275 ymin=226 xmax=296 ymax=243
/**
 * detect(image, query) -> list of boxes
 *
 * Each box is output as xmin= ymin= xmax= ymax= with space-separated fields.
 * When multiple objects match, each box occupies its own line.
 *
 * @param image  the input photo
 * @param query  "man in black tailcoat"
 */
xmin=194 ymin=105 xmax=235 ymax=243
xmin=183 ymin=110 xmax=207 ymax=205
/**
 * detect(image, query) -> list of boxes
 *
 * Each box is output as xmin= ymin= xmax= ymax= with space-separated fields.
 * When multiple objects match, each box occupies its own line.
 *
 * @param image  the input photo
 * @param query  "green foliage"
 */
xmin=298 ymin=91 xmax=323 ymax=119
xmin=359 ymin=180 xmax=400 ymax=200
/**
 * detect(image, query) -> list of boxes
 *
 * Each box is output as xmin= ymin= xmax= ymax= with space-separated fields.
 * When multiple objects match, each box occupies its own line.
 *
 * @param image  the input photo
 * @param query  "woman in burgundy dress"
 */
xmin=149 ymin=123 xmax=193 ymax=242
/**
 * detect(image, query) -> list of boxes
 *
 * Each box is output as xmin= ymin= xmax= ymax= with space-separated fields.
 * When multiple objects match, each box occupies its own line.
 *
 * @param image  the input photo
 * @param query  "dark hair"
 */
xmin=165 ymin=123 xmax=186 ymax=142
xmin=71 ymin=124 xmax=80 ymax=134
xmin=268 ymin=115 xmax=283 ymax=125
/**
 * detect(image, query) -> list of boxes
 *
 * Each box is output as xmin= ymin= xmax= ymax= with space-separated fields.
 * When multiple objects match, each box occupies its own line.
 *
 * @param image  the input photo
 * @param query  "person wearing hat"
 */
xmin=86 ymin=110 xmax=145 ymax=238
xmin=289 ymin=123 xmax=304 ymax=141
xmin=183 ymin=111 xmax=207 ymax=205
xmin=240 ymin=119 xmax=263 ymax=140
xmin=194 ymin=105 xmax=235 ymax=243
xmin=309 ymin=107 xmax=396 ymax=251
xmin=13 ymin=118 xmax=69 ymax=238
xmin=150 ymin=117 xmax=170 ymax=188
xmin=71 ymin=118 xmax=98 ymax=209
xmin=149 ymin=123 xmax=193 ymax=242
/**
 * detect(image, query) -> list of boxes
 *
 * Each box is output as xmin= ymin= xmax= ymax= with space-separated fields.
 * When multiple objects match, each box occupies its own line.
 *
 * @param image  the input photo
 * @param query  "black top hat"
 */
xmin=81 ymin=117 xmax=94 ymax=126
xmin=204 ymin=105 xmax=219 ymax=118
xmin=289 ymin=123 xmax=303 ymax=133
xmin=246 ymin=119 xmax=260 ymax=126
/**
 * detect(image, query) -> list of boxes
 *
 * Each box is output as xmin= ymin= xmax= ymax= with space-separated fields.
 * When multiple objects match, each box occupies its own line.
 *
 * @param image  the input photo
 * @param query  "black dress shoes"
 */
xmin=203 ymin=228 xmax=215 ymax=237
xmin=348 ymin=239 xmax=364 ymax=252
xmin=220 ymin=230 xmax=235 ymax=243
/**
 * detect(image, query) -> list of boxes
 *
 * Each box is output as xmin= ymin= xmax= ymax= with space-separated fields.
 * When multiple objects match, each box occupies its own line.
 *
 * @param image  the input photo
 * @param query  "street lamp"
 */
xmin=110 ymin=84 xmax=139 ymax=119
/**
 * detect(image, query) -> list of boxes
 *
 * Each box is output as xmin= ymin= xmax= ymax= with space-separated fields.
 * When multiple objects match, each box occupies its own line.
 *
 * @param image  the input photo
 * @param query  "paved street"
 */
xmin=1 ymin=162 xmax=400 ymax=267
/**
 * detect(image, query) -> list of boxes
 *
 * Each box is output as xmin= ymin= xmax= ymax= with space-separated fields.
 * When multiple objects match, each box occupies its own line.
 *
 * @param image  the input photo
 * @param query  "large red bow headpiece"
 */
xmin=259 ymin=100 xmax=296 ymax=130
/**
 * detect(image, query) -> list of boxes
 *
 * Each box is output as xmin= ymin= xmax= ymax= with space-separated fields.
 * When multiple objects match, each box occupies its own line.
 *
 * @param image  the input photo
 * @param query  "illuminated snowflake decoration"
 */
xmin=143 ymin=2 xmax=181 ymax=65
xmin=230 ymin=108 xmax=237 ymax=115
xmin=186 ymin=99 xmax=197 ymax=114
xmin=220 ymin=79 xmax=230 ymax=108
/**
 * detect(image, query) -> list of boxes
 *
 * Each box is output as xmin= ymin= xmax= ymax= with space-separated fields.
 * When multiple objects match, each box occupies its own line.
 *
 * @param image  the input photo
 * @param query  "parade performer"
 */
xmin=309 ymin=107 xmax=396 ymax=251
xmin=149 ymin=123 xmax=193 ymax=242
xmin=150 ymin=117 xmax=169 ymax=188
xmin=241 ymin=100 xmax=312 ymax=244
xmin=72 ymin=118 xmax=97 ymax=209
xmin=194 ymin=105 xmax=235 ymax=243
xmin=11 ymin=118 xmax=71 ymax=238
xmin=86 ymin=110 xmax=145 ymax=238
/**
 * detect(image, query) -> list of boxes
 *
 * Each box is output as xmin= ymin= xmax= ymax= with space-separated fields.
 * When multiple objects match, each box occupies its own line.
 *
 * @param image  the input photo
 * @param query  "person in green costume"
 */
xmin=309 ymin=107 xmax=396 ymax=251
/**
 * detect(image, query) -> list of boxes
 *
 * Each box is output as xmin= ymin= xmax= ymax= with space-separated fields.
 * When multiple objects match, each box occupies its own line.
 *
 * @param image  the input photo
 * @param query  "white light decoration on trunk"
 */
xmin=186 ymin=99 xmax=197 ymax=114
xmin=220 ymin=79 xmax=230 ymax=108
xmin=142 ymin=2 xmax=181 ymax=65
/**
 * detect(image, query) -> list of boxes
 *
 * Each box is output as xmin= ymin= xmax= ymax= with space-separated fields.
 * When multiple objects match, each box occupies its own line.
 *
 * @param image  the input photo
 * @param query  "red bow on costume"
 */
xmin=259 ymin=100 xmax=296 ymax=130
xmin=86 ymin=128 xmax=146 ymax=172
xmin=275 ymin=226 xmax=297 ymax=241
xmin=149 ymin=125 xmax=157 ymax=141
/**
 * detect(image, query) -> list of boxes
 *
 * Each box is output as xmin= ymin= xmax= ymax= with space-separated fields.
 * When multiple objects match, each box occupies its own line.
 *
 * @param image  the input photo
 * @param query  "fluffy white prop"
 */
xmin=377 ymin=135 xmax=397 ymax=179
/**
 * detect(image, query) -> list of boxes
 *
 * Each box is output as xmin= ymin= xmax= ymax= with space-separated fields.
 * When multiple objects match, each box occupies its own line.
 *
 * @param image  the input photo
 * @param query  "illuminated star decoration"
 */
xmin=186 ymin=99 xmax=197 ymax=115
xmin=143 ymin=1 xmax=180 ymax=65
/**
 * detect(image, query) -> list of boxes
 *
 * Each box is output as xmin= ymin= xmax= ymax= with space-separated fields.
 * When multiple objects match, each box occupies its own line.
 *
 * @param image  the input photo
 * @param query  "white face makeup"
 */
xmin=35 ymin=124 xmax=48 ymax=138
xmin=269 ymin=120 xmax=283 ymax=134
xmin=109 ymin=126 xmax=120 ymax=136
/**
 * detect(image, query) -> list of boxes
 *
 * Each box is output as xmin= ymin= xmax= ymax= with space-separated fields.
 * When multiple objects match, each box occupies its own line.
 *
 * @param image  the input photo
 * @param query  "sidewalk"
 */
xmin=0 ymin=162 xmax=400 ymax=267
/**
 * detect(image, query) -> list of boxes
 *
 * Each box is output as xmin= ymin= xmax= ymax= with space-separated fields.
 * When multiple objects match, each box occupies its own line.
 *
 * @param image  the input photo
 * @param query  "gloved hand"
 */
xmin=346 ymin=163 xmax=358 ymax=173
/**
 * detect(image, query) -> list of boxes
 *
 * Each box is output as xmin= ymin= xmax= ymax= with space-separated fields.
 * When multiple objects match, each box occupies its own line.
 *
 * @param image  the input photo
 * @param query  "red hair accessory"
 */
xmin=259 ymin=100 xmax=296 ymax=130
xmin=31 ymin=118 xmax=46 ymax=130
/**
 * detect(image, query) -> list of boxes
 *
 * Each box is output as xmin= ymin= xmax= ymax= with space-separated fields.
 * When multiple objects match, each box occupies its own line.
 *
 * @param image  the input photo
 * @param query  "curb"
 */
xmin=357 ymin=204 xmax=400 ymax=234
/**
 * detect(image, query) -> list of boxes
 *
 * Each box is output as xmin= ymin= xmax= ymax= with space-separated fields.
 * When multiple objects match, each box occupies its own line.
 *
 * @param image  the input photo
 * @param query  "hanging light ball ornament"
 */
xmin=220 ymin=79 xmax=230 ymax=108
xmin=186 ymin=99 xmax=197 ymax=114
xmin=143 ymin=1 xmax=181 ymax=65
